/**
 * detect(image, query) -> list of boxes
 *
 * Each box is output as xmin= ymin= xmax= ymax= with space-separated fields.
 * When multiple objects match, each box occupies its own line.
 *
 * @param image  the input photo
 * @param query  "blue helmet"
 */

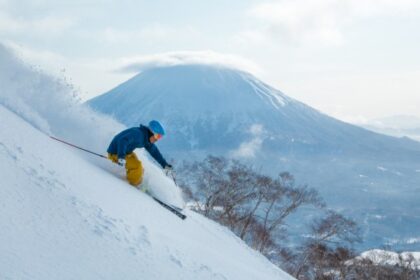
xmin=148 ymin=120 xmax=165 ymax=135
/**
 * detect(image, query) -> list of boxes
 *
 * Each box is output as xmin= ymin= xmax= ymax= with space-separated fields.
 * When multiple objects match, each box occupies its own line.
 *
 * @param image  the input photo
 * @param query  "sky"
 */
xmin=1 ymin=0 xmax=419 ymax=123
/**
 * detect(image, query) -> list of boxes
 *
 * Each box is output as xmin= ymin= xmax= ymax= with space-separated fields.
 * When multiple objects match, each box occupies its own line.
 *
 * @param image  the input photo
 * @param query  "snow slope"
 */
xmin=357 ymin=250 xmax=420 ymax=270
xmin=0 ymin=45 xmax=293 ymax=279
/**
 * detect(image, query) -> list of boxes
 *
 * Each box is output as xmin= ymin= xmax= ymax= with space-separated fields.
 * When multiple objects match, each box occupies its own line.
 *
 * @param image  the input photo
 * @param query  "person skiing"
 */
xmin=107 ymin=120 xmax=172 ymax=186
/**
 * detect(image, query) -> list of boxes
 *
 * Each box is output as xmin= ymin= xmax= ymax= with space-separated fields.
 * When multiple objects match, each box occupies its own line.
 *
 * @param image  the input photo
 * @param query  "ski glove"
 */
xmin=164 ymin=164 xmax=173 ymax=170
xmin=117 ymin=158 xmax=126 ymax=166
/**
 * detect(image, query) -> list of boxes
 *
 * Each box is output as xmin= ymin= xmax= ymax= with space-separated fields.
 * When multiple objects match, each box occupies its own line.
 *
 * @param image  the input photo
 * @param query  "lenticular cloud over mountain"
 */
xmin=117 ymin=50 xmax=263 ymax=76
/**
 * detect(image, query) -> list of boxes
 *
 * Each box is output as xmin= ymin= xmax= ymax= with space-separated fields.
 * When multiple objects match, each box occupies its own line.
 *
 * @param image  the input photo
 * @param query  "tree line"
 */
xmin=176 ymin=155 xmax=420 ymax=280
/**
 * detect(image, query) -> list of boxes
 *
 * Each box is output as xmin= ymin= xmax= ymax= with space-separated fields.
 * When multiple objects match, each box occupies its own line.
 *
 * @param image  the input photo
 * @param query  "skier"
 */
xmin=107 ymin=120 xmax=172 ymax=186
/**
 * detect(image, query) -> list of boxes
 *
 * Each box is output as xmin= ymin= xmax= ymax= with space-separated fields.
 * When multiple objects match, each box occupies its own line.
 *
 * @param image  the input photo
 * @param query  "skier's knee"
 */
xmin=126 ymin=161 xmax=144 ymax=186
xmin=128 ymin=169 xmax=143 ymax=186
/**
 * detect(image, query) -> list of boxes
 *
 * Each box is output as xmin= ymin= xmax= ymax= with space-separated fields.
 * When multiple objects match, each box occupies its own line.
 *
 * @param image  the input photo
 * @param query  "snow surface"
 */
xmin=0 ymin=44 xmax=293 ymax=279
xmin=357 ymin=250 xmax=420 ymax=270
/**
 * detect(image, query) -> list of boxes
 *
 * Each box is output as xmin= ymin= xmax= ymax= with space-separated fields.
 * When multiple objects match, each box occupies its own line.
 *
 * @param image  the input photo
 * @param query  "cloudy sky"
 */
xmin=1 ymin=0 xmax=419 ymax=123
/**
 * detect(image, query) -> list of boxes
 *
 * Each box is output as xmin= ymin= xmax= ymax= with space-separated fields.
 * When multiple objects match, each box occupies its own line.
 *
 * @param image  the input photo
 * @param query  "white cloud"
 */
xmin=249 ymin=124 xmax=265 ymax=135
xmin=248 ymin=0 xmax=420 ymax=46
xmin=232 ymin=30 xmax=269 ymax=46
xmin=231 ymin=124 xmax=266 ymax=159
xmin=117 ymin=50 xmax=263 ymax=76
xmin=0 ymin=12 xmax=77 ymax=35
xmin=99 ymin=24 xmax=199 ymax=44
xmin=249 ymin=0 xmax=346 ymax=46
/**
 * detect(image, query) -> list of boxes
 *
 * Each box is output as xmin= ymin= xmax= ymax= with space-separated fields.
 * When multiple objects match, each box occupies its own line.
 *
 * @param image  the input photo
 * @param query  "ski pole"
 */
xmin=49 ymin=136 xmax=108 ymax=159
xmin=165 ymin=168 xmax=178 ymax=186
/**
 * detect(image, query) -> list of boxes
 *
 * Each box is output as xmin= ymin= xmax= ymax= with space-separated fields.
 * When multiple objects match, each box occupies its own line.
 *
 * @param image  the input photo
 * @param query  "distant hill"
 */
xmin=356 ymin=115 xmax=420 ymax=142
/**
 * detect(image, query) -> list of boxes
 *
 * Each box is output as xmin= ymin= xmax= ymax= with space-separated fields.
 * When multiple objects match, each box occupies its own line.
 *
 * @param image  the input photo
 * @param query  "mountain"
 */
xmin=88 ymin=64 xmax=420 ymax=251
xmin=88 ymin=65 xmax=420 ymax=156
xmin=0 ymin=45 xmax=293 ymax=280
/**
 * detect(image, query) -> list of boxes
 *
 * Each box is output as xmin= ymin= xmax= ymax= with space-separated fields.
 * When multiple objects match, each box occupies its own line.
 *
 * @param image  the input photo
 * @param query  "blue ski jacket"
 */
xmin=107 ymin=125 xmax=168 ymax=168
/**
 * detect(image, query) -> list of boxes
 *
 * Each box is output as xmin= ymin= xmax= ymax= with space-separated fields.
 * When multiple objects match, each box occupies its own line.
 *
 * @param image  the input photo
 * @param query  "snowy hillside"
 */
xmin=357 ymin=250 xmax=420 ymax=270
xmin=88 ymin=64 xmax=420 ymax=251
xmin=0 ymin=45 xmax=294 ymax=279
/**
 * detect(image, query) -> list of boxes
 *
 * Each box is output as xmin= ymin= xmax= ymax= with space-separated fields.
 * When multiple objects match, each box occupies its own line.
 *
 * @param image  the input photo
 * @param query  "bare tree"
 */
xmin=346 ymin=251 xmax=420 ymax=280
xmin=238 ymin=174 xmax=270 ymax=239
xmin=177 ymin=156 xmax=230 ymax=217
xmin=293 ymin=210 xmax=361 ymax=279
xmin=178 ymin=156 xmax=324 ymax=257
xmin=256 ymin=173 xmax=324 ymax=254
xmin=216 ymin=160 xmax=258 ymax=230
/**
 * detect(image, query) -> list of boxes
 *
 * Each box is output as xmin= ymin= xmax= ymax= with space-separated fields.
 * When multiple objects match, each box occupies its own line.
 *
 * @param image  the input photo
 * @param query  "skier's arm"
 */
xmin=117 ymin=137 xmax=130 ymax=159
xmin=145 ymin=144 xmax=168 ymax=168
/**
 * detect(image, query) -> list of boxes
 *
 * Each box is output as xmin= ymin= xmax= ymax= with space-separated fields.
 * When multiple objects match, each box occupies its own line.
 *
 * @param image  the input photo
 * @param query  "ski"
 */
xmin=152 ymin=196 xmax=187 ymax=220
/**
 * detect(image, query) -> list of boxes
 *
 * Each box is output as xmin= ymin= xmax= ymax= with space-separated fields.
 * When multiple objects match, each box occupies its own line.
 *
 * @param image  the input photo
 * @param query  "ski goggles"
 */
xmin=154 ymin=133 xmax=163 ymax=140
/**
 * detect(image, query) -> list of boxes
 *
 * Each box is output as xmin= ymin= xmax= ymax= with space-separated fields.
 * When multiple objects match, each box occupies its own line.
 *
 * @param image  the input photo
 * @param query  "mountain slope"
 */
xmin=0 ymin=104 xmax=293 ymax=280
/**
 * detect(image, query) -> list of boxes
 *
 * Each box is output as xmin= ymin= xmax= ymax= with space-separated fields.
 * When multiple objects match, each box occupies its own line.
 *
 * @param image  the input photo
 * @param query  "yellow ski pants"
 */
xmin=108 ymin=153 xmax=144 ymax=186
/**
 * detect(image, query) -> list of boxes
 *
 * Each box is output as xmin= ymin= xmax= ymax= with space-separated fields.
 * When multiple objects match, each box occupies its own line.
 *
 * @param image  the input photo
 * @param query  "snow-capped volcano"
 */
xmin=90 ymin=64 xmax=291 ymax=119
xmin=88 ymin=64 xmax=420 ymax=251
xmin=90 ymin=64 xmax=302 ymax=152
